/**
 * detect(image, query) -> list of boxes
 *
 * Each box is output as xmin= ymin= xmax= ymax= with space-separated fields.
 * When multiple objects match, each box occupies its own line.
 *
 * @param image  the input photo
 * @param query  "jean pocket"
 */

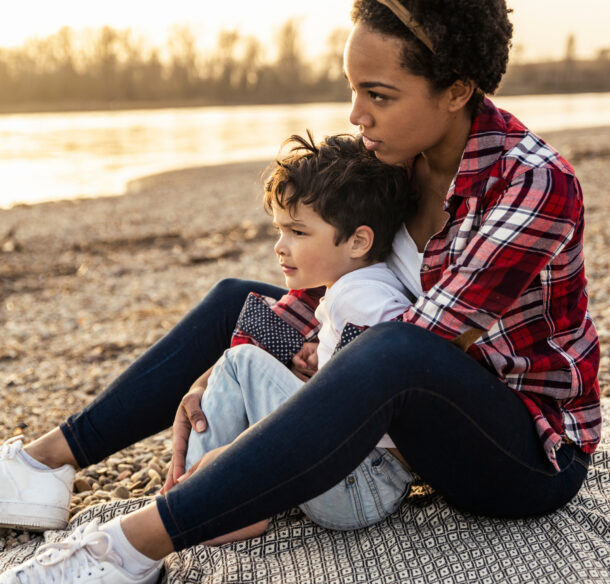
xmin=556 ymin=443 xmax=590 ymax=472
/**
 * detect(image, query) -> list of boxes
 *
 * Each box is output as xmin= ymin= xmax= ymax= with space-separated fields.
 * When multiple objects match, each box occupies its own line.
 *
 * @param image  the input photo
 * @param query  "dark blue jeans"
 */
xmin=61 ymin=279 xmax=589 ymax=550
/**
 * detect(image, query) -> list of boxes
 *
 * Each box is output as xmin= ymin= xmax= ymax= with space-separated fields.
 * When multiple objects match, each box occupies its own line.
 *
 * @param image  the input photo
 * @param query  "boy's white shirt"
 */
xmin=314 ymin=246 xmax=422 ymax=448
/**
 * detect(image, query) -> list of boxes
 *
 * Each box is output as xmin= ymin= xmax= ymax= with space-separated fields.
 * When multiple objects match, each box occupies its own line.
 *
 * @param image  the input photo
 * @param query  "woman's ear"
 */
xmin=350 ymin=225 xmax=374 ymax=259
xmin=446 ymin=79 xmax=476 ymax=112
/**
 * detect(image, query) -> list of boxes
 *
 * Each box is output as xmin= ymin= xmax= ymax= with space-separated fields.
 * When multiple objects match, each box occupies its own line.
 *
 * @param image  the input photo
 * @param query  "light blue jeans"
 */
xmin=186 ymin=344 xmax=412 ymax=530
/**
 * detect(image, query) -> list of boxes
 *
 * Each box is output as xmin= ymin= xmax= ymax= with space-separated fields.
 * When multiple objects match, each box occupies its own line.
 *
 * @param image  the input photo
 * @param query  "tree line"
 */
xmin=0 ymin=23 xmax=608 ymax=111
xmin=0 ymin=22 xmax=349 ymax=108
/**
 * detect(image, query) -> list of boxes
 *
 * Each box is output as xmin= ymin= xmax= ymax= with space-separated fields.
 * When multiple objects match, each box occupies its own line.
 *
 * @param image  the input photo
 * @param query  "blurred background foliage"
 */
xmin=0 ymin=23 xmax=608 ymax=111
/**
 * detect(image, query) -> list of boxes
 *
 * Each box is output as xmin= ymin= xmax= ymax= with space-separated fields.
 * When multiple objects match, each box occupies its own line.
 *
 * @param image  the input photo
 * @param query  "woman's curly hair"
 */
xmin=351 ymin=0 xmax=513 ymax=115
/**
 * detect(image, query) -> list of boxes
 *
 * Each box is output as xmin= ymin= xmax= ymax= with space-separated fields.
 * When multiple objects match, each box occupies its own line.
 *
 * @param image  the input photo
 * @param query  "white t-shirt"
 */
xmin=314 ymin=262 xmax=413 ymax=449
xmin=387 ymin=224 xmax=424 ymax=298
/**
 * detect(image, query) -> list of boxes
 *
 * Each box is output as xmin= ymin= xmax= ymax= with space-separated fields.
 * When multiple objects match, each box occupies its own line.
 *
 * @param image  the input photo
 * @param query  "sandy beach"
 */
xmin=0 ymin=125 xmax=608 ymax=548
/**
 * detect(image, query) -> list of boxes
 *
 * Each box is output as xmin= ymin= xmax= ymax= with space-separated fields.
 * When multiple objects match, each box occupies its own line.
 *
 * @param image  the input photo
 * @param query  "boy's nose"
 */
xmin=274 ymin=236 xmax=286 ymax=256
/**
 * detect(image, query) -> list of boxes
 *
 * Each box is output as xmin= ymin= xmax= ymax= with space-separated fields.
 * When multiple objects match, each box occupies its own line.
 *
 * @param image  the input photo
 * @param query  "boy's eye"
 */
xmin=292 ymin=229 xmax=306 ymax=236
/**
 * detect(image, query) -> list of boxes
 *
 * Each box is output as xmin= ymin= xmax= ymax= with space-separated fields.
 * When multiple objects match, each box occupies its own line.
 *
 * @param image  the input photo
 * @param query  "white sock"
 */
xmin=19 ymin=449 xmax=51 ymax=471
xmin=101 ymin=517 xmax=162 ymax=576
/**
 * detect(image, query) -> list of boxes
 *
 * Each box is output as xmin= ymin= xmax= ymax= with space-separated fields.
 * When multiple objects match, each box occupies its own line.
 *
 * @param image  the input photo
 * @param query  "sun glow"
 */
xmin=0 ymin=0 xmax=608 ymax=62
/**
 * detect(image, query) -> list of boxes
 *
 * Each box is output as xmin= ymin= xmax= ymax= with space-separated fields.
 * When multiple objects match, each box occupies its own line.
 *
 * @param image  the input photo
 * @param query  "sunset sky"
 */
xmin=1 ymin=0 xmax=608 ymax=63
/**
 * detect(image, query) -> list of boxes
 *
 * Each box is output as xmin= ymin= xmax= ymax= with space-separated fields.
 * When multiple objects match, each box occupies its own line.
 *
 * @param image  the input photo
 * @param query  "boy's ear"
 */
xmin=350 ymin=225 xmax=374 ymax=259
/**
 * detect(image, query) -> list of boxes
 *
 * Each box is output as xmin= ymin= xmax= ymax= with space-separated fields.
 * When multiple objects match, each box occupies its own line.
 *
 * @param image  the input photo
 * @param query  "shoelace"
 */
xmin=13 ymin=520 xmax=124 ymax=584
xmin=0 ymin=436 xmax=23 ymax=460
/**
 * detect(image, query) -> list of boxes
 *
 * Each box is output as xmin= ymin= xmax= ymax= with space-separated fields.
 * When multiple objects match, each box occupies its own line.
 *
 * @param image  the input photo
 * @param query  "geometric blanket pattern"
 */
xmin=1 ymin=401 xmax=609 ymax=583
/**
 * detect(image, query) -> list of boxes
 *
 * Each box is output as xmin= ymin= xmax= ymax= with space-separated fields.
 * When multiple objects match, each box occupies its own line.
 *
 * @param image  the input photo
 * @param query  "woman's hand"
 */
xmin=291 ymin=342 xmax=318 ymax=381
xmin=161 ymin=366 xmax=213 ymax=494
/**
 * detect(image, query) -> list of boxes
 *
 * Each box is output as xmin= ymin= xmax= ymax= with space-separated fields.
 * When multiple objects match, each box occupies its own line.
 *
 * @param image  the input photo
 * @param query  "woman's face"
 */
xmin=344 ymin=22 xmax=454 ymax=166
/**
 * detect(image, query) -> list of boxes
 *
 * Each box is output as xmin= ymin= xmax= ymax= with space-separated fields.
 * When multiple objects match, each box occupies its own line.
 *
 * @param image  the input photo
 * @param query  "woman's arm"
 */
xmin=402 ymin=166 xmax=582 ymax=349
xmin=161 ymin=366 xmax=214 ymax=493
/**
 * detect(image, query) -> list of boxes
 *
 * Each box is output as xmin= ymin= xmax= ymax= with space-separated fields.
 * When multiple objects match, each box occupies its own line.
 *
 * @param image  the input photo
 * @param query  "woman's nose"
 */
xmin=349 ymin=95 xmax=373 ymax=129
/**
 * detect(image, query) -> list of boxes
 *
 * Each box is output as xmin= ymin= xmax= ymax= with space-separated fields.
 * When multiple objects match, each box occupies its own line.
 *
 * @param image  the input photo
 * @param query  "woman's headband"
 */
xmin=375 ymin=0 xmax=435 ymax=53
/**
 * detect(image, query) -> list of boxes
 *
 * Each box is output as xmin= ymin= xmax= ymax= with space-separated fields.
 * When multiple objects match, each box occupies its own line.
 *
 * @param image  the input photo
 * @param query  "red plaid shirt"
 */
xmin=401 ymin=98 xmax=600 ymax=468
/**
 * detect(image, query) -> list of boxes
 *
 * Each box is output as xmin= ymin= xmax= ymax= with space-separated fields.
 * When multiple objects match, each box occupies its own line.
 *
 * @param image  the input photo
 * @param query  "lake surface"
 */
xmin=1 ymin=92 xmax=609 ymax=208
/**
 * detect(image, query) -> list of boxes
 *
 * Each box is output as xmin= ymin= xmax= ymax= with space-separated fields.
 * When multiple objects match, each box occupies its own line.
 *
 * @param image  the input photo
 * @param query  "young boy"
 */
xmin=184 ymin=131 xmax=421 ymax=531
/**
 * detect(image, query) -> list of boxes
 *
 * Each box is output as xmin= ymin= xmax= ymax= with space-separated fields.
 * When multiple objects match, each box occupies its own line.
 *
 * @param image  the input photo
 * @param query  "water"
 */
xmin=1 ymin=93 xmax=609 ymax=209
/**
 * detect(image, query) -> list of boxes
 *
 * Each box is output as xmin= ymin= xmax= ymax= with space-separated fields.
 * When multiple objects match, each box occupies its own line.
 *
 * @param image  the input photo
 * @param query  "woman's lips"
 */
xmin=280 ymin=265 xmax=296 ymax=274
xmin=362 ymin=135 xmax=381 ymax=151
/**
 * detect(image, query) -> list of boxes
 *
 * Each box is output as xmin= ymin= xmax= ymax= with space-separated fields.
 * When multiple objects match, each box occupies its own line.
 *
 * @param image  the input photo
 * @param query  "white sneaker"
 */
xmin=0 ymin=437 xmax=75 ymax=531
xmin=0 ymin=519 xmax=161 ymax=583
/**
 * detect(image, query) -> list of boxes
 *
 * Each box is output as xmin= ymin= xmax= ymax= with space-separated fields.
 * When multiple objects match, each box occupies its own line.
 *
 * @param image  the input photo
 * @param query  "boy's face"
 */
xmin=272 ymin=200 xmax=357 ymax=290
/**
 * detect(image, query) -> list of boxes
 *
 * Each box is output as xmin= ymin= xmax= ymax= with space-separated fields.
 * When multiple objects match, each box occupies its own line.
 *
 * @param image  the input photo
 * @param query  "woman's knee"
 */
xmin=204 ymin=278 xmax=285 ymax=314
xmin=206 ymin=278 xmax=254 ymax=304
xmin=358 ymin=322 xmax=451 ymax=364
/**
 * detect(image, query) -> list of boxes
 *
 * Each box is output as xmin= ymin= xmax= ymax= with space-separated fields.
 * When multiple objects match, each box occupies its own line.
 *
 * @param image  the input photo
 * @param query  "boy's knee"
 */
xmin=226 ymin=343 xmax=259 ymax=359
xmin=224 ymin=344 xmax=270 ymax=371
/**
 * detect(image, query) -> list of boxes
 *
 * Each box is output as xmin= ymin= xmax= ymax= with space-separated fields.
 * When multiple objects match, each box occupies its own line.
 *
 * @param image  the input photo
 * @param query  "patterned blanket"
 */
xmin=1 ymin=291 xmax=607 ymax=582
xmin=1 ymin=401 xmax=608 ymax=583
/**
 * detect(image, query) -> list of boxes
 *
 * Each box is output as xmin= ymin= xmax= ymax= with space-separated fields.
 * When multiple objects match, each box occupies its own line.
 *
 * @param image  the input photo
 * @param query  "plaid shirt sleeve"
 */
xmin=402 ymin=166 xmax=580 ymax=340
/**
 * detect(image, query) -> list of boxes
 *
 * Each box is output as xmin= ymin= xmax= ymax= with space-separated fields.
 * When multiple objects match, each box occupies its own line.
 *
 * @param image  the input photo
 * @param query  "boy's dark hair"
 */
xmin=264 ymin=131 xmax=415 ymax=264
xmin=352 ymin=0 xmax=513 ymax=116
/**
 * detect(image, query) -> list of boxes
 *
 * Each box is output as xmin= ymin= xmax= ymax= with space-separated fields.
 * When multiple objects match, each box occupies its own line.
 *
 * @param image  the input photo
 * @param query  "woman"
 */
xmin=0 ymin=1 xmax=600 ymax=582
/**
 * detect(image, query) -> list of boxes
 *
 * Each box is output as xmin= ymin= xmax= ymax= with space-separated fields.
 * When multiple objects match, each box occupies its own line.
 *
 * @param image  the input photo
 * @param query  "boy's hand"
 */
xmin=161 ymin=366 xmax=213 ymax=494
xmin=291 ymin=342 xmax=318 ymax=381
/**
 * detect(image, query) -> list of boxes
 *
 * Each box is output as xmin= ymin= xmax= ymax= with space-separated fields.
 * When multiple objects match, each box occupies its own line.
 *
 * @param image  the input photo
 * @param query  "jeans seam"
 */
xmin=157 ymin=492 xmax=185 ymax=546
xmin=360 ymin=461 xmax=385 ymax=522
xmin=349 ymin=473 xmax=367 ymax=528
xmin=60 ymin=421 xmax=91 ymax=468
xmin=574 ymin=456 xmax=589 ymax=470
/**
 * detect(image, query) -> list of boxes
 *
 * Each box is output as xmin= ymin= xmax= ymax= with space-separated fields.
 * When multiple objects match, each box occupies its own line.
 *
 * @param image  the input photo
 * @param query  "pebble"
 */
xmin=112 ymin=486 xmax=131 ymax=499
xmin=73 ymin=478 xmax=92 ymax=493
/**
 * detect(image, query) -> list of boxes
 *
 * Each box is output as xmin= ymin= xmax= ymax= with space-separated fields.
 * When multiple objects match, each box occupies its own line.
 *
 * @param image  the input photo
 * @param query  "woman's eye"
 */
xmin=369 ymin=91 xmax=385 ymax=102
xmin=292 ymin=229 xmax=306 ymax=236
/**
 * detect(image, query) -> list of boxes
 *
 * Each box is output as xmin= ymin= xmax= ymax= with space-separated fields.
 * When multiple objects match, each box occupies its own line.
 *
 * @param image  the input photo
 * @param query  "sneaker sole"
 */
xmin=0 ymin=501 xmax=68 ymax=531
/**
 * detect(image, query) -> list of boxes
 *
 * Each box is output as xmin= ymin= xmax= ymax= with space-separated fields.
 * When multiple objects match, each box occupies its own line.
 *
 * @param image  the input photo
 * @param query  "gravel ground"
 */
xmin=0 ymin=126 xmax=608 ymax=548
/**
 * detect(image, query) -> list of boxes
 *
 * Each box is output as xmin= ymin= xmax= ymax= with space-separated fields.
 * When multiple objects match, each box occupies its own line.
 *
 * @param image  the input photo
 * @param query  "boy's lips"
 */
xmin=280 ymin=264 xmax=296 ymax=274
xmin=362 ymin=135 xmax=381 ymax=151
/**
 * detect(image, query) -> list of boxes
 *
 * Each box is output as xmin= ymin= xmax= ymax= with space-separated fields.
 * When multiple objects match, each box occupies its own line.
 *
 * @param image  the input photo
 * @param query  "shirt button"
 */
xmin=422 ymin=264 xmax=430 ymax=272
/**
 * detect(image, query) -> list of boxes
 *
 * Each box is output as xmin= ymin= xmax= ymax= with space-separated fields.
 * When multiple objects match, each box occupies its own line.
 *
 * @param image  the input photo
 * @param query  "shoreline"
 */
xmin=3 ymin=124 xmax=610 ymax=213
xmin=0 ymin=125 xmax=608 ymax=546
xmin=0 ymin=89 xmax=608 ymax=117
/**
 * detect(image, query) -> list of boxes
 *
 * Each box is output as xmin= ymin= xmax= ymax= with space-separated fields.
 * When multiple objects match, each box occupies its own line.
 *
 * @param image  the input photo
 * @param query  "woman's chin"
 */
xmin=373 ymin=150 xmax=410 ymax=167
